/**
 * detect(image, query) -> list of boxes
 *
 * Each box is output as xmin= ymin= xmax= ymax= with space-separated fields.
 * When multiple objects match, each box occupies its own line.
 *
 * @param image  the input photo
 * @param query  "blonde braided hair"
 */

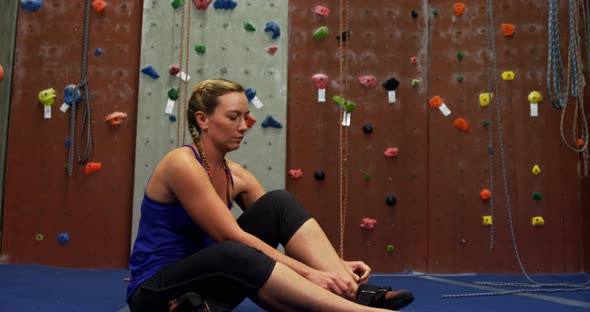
xmin=187 ymin=78 xmax=244 ymax=143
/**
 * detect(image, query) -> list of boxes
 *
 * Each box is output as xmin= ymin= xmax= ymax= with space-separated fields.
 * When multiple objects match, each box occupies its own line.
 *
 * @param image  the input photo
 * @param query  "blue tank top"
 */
xmin=126 ymin=145 xmax=234 ymax=301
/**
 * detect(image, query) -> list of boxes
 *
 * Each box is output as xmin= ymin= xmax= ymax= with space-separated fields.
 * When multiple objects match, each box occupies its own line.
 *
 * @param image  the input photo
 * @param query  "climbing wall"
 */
xmin=0 ymin=1 xmax=19 ymax=245
xmin=1 ymin=1 xmax=142 ymax=267
xmin=287 ymin=0 xmax=587 ymax=273
xmin=131 ymin=1 xmax=289 ymax=242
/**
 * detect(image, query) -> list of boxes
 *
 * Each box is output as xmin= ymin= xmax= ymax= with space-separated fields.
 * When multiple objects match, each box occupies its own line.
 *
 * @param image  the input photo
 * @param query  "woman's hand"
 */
xmin=304 ymin=268 xmax=355 ymax=299
xmin=344 ymin=260 xmax=372 ymax=284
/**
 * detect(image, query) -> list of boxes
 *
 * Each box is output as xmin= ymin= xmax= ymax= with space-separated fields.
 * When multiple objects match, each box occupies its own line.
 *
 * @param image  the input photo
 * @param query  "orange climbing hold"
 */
xmin=480 ymin=189 xmax=491 ymax=200
xmin=502 ymin=23 xmax=515 ymax=36
xmin=577 ymin=138 xmax=584 ymax=148
xmin=429 ymin=96 xmax=443 ymax=108
xmin=91 ymin=0 xmax=107 ymax=12
xmin=84 ymin=162 xmax=102 ymax=175
xmin=0 ymin=65 xmax=4 ymax=81
xmin=105 ymin=112 xmax=128 ymax=126
xmin=453 ymin=118 xmax=469 ymax=131
xmin=453 ymin=3 xmax=466 ymax=16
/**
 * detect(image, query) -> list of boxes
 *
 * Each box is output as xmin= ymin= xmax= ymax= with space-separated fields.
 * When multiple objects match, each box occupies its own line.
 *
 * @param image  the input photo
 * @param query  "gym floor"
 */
xmin=0 ymin=264 xmax=588 ymax=311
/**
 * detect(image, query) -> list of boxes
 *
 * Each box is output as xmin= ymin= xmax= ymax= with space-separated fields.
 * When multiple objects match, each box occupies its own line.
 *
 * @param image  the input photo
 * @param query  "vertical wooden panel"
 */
xmin=1 ymin=1 xmax=141 ymax=268
xmin=287 ymin=0 xmax=430 ymax=272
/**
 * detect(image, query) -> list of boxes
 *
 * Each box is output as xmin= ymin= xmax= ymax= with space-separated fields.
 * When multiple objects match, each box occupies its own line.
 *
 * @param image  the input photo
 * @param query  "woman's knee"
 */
xmin=213 ymin=241 xmax=276 ymax=281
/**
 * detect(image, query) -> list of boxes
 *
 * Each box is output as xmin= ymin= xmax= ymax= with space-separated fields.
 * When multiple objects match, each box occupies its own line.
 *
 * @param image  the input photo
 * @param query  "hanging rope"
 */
xmin=559 ymin=0 xmax=589 ymax=176
xmin=176 ymin=2 xmax=186 ymax=147
xmin=68 ymin=0 xmax=94 ymax=176
xmin=547 ymin=0 xmax=568 ymax=110
xmin=337 ymin=0 xmax=350 ymax=258
xmin=443 ymin=0 xmax=590 ymax=299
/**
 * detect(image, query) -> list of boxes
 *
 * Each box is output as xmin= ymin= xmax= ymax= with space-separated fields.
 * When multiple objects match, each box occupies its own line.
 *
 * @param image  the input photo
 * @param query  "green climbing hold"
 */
xmin=532 ymin=192 xmax=542 ymax=201
xmin=364 ymin=173 xmax=371 ymax=182
xmin=313 ymin=26 xmax=329 ymax=40
xmin=332 ymin=95 xmax=357 ymax=113
xmin=386 ymin=245 xmax=395 ymax=253
xmin=411 ymin=79 xmax=420 ymax=88
xmin=243 ymin=21 xmax=256 ymax=32
xmin=168 ymin=88 xmax=179 ymax=101
xmin=171 ymin=0 xmax=184 ymax=9
xmin=35 ymin=234 xmax=44 ymax=241
xmin=457 ymin=51 xmax=464 ymax=59
xmin=194 ymin=44 xmax=206 ymax=54
xmin=457 ymin=74 xmax=464 ymax=81
xmin=432 ymin=8 xmax=439 ymax=15
xmin=482 ymin=120 xmax=490 ymax=127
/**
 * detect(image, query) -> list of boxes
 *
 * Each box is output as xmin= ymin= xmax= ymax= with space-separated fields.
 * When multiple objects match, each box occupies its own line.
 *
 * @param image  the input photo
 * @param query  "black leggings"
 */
xmin=128 ymin=190 xmax=312 ymax=312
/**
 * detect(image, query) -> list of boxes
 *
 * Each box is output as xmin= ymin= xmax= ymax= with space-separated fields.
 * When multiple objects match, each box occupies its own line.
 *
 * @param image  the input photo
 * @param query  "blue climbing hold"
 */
xmin=94 ymin=48 xmax=103 ymax=56
xmin=261 ymin=115 xmax=282 ymax=128
xmin=65 ymin=139 xmax=70 ymax=147
xmin=58 ymin=232 xmax=69 ymax=244
xmin=245 ymin=88 xmax=257 ymax=102
xmin=169 ymin=114 xmax=177 ymax=122
xmin=141 ymin=66 xmax=160 ymax=79
xmin=213 ymin=0 xmax=237 ymax=10
xmin=21 ymin=0 xmax=43 ymax=12
xmin=264 ymin=21 xmax=281 ymax=39
xmin=63 ymin=85 xmax=82 ymax=105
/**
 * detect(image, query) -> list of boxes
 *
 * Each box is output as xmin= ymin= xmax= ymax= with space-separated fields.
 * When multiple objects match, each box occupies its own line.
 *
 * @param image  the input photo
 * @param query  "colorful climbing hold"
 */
xmin=246 ymin=114 xmax=256 ymax=128
xmin=192 ymin=0 xmax=212 ymax=10
xmin=314 ymin=5 xmax=330 ymax=17
xmin=194 ymin=44 xmax=206 ymax=54
xmin=64 ymin=85 xmax=82 ymax=105
xmin=313 ymin=26 xmax=329 ymax=40
xmin=480 ymin=189 xmax=491 ymax=200
xmin=411 ymin=79 xmax=420 ymax=88
xmin=384 ymin=147 xmax=399 ymax=158
xmin=479 ymin=93 xmax=492 ymax=107
xmin=577 ymin=138 xmax=584 ymax=148
xmin=91 ymin=0 xmax=107 ymax=12
xmin=386 ymin=244 xmax=395 ymax=253
xmin=84 ymin=162 xmax=102 ymax=175
xmin=362 ymin=124 xmax=373 ymax=134
xmin=168 ymin=88 xmax=179 ymax=100
xmin=171 ymin=0 xmax=184 ymax=9
xmin=21 ymin=0 xmax=43 ymax=11
xmin=502 ymin=23 xmax=515 ymax=36
xmin=428 ymin=96 xmax=443 ymax=108
xmin=141 ymin=66 xmax=160 ymax=79
xmin=332 ymin=95 xmax=357 ymax=113
xmin=169 ymin=114 xmax=177 ymax=122
xmin=312 ymin=74 xmax=329 ymax=89
xmin=261 ymin=115 xmax=282 ymax=128
xmin=169 ymin=65 xmax=181 ymax=76
xmin=382 ymin=77 xmax=400 ymax=91
xmin=243 ymin=21 xmax=256 ymax=32
xmin=358 ymin=75 xmax=377 ymax=88
xmin=35 ymin=234 xmax=44 ymax=241
xmin=528 ymin=91 xmax=543 ymax=103
xmin=532 ymin=192 xmax=542 ymax=201
xmin=501 ymin=71 xmax=515 ymax=80
xmin=245 ymin=88 xmax=257 ymax=102
xmin=531 ymin=164 xmax=541 ymax=175
xmin=453 ymin=3 xmax=466 ymax=16
xmin=58 ymin=232 xmax=69 ymax=244
xmin=360 ymin=218 xmax=377 ymax=230
xmin=456 ymin=51 xmax=464 ymax=59
xmin=0 ymin=65 xmax=4 ymax=81
xmin=453 ymin=118 xmax=469 ymax=131
xmin=94 ymin=48 xmax=103 ymax=56
xmin=482 ymin=216 xmax=493 ymax=225
xmin=456 ymin=74 xmax=464 ymax=81
xmin=409 ymin=56 xmax=418 ymax=64
xmin=432 ymin=8 xmax=439 ymax=15
xmin=364 ymin=173 xmax=371 ymax=182
xmin=264 ymin=21 xmax=281 ymax=39
xmin=267 ymin=46 xmax=278 ymax=54
xmin=105 ymin=112 xmax=128 ymax=126
xmin=531 ymin=216 xmax=544 ymax=226
xmin=38 ymin=88 xmax=56 ymax=106
xmin=289 ymin=169 xmax=303 ymax=179
xmin=213 ymin=0 xmax=237 ymax=10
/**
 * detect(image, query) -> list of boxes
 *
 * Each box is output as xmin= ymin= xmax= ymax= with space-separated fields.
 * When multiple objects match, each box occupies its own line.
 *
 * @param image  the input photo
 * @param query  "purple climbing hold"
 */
xmin=141 ymin=66 xmax=160 ymax=79
xmin=264 ymin=21 xmax=281 ymax=39
xmin=213 ymin=0 xmax=237 ymax=10
xmin=261 ymin=115 xmax=282 ymax=128
xmin=245 ymin=88 xmax=257 ymax=102
xmin=21 ymin=0 xmax=43 ymax=11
